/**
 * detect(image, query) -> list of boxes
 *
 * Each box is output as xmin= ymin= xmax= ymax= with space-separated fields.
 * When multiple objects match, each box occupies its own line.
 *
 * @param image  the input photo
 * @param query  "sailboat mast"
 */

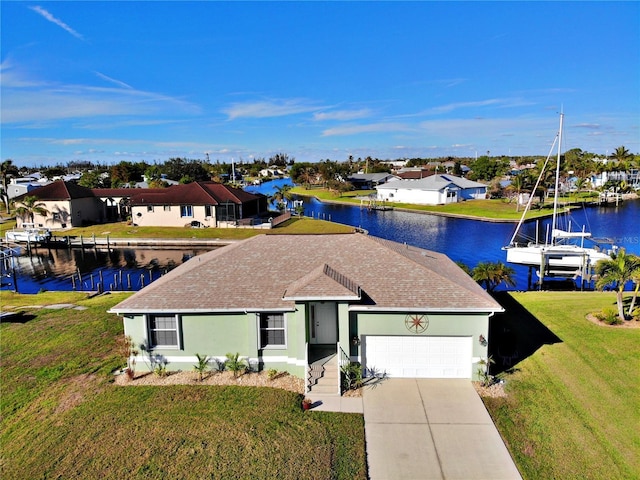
xmin=550 ymin=113 xmax=564 ymax=245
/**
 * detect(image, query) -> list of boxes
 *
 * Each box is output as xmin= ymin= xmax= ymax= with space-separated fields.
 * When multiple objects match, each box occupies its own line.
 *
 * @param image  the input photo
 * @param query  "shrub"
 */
xmin=224 ymin=352 xmax=248 ymax=378
xmin=154 ymin=363 xmax=168 ymax=377
xmin=193 ymin=353 xmax=210 ymax=382
xmin=341 ymin=361 xmax=363 ymax=391
xmin=267 ymin=368 xmax=279 ymax=380
xmin=595 ymin=308 xmax=622 ymax=325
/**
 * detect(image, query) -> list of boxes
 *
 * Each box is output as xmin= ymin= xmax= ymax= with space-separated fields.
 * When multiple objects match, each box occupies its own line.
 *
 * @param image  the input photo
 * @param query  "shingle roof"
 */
xmin=110 ymin=233 xmax=502 ymax=314
xmin=15 ymin=180 xmax=95 ymax=201
xmin=377 ymin=174 xmax=486 ymax=191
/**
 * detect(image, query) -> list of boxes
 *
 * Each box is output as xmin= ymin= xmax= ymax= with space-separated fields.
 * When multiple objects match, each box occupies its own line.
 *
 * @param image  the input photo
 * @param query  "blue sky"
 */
xmin=2 ymin=1 xmax=638 ymax=167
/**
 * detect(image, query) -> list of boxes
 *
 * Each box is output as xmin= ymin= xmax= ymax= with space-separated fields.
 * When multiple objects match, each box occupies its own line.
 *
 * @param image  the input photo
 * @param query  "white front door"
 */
xmin=309 ymin=302 xmax=337 ymax=344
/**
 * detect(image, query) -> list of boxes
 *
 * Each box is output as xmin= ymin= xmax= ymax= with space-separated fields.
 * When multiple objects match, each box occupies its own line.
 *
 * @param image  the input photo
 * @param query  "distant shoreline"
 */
xmin=296 ymin=190 xmax=639 ymax=224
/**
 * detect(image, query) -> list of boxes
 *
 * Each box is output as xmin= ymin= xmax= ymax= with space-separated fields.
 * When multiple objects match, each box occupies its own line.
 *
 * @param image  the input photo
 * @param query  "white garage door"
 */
xmin=363 ymin=336 xmax=472 ymax=378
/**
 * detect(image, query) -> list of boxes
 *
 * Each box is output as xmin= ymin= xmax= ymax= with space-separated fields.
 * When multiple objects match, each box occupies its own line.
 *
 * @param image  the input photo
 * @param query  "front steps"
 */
xmin=308 ymin=354 xmax=340 ymax=395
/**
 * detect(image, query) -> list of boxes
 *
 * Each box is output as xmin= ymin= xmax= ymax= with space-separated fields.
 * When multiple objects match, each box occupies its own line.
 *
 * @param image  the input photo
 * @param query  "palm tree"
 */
xmin=13 ymin=195 xmax=50 ymax=225
xmin=609 ymin=146 xmax=632 ymax=163
xmin=272 ymin=184 xmax=293 ymax=211
xmin=628 ymin=268 xmax=640 ymax=319
xmin=472 ymin=261 xmax=516 ymax=292
xmin=595 ymin=249 xmax=640 ymax=321
xmin=1 ymin=159 xmax=19 ymax=214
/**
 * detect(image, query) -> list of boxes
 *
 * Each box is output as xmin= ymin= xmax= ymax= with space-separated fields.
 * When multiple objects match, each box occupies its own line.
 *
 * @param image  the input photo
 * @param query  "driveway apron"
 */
xmin=363 ymin=379 xmax=522 ymax=480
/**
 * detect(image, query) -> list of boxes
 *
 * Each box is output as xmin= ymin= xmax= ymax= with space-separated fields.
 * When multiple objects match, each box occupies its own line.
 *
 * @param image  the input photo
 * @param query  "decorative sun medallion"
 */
xmin=405 ymin=314 xmax=429 ymax=334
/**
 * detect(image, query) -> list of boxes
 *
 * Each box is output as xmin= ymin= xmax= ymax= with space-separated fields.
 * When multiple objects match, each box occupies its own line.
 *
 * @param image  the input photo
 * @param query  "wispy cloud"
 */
xmin=94 ymin=72 xmax=133 ymax=89
xmin=313 ymin=108 xmax=372 ymax=121
xmin=29 ymin=5 xmax=85 ymax=41
xmin=322 ymin=122 xmax=410 ymax=136
xmin=2 ymin=69 xmax=201 ymax=124
xmin=222 ymin=98 xmax=321 ymax=120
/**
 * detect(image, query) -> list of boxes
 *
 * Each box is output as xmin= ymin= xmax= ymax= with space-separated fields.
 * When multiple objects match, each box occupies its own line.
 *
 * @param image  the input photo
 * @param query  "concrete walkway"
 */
xmin=306 ymin=394 xmax=363 ymax=413
xmin=364 ymin=379 xmax=522 ymax=480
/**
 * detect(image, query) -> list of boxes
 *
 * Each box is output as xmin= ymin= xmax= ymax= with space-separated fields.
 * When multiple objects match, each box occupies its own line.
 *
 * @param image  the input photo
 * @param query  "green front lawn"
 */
xmin=1 ymin=217 xmax=354 ymax=241
xmin=487 ymin=292 xmax=639 ymax=479
xmin=291 ymin=186 xmax=569 ymax=221
xmin=0 ymin=292 xmax=366 ymax=480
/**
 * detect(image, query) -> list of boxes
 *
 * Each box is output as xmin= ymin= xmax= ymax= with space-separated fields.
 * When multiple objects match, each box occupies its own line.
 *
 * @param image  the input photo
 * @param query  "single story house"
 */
xmin=109 ymin=233 xmax=503 ymax=394
xmin=92 ymin=188 xmax=136 ymax=221
xmin=348 ymin=173 xmax=399 ymax=190
xmin=128 ymin=181 xmax=268 ymax=227
xmin=6 ymin=177 xmax=51 ymax=200
xmin=13 ymin=181 xmax=104 ymax=228
xmin=376 ymin=174 xmax=488 ymax=205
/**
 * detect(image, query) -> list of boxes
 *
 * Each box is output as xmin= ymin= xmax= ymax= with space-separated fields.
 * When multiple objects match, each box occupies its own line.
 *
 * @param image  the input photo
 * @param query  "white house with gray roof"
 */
xmin=376 ymin=174 xmax=488 ymax=205
xmin=110 ymin=233 xmax=502 ymax=394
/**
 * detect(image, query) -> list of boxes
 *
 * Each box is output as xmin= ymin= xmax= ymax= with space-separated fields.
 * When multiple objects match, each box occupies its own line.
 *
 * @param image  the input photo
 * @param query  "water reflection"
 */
xmin=3 ymin=247 xmax=212 ymax=294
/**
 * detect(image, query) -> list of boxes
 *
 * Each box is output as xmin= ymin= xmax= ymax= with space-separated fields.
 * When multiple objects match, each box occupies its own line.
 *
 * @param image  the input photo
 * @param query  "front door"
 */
xmin=309 ymin=302 xmax=337 ymax=344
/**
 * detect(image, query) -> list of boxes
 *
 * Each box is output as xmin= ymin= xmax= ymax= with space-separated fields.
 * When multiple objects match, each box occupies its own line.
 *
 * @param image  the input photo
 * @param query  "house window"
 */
xmin=147 ymin=205 xmax=154 ymax=212
xmin=148 ymin=315 xmax=180 ymax=348
xmin=259 ymin=313 xmax=286 ymax=348
xmin=163 ymin=205 xmax=171 ymax=211
xmin=204 ymin=205 xmax=212 ymax=217
xmin=180 ymin=205 xmax=193 ymax=217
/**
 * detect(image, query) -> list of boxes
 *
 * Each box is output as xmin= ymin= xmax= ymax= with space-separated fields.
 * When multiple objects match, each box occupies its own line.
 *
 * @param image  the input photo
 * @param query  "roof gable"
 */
xmin=283 ymin=264 xmax=362 ymax=300
xmin=129 ymin=182 xmax=262 ymax=206
xmin=16 ymin=180 xmax=95 ymax=201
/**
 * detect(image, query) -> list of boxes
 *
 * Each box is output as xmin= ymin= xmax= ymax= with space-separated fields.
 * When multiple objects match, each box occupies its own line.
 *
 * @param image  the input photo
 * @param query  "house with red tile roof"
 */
xmin=13 ymin=180 xmax=105 ymax=228
xmin=110 ymin=233 xmax=503 ymax=395
xmin=128 ymin=181 xmax=268 ymax=228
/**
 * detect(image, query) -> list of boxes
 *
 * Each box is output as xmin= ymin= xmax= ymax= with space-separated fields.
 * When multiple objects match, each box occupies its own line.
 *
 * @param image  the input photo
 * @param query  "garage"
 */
xmin=363 ymin=336 xmax=472 ymax=378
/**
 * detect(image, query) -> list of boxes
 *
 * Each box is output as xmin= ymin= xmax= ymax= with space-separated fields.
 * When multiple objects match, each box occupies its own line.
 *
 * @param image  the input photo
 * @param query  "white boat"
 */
xmin=4 ymin=223 xmax=52 ymax=244
xmin=503 ymin=113 xmax=616 ymax=277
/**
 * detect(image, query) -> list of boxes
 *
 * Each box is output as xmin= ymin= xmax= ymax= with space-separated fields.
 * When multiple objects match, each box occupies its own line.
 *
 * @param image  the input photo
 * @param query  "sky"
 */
xmin=1 ymin=1 xmax=639 ymax=167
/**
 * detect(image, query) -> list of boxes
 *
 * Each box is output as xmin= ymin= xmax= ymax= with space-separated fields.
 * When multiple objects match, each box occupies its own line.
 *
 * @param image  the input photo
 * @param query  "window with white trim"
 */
xmin=259 ymin=313 xmax=286 ymax=348
xmin=148 ymin=314 xmax=180 ymax=348
xmin=180 ymin=205 xmax=193 ymax=217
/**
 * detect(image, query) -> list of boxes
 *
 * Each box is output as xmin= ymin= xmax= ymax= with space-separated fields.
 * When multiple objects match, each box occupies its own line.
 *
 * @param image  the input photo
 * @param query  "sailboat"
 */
xmin=503 ymin=113 xmax=616 ymax=279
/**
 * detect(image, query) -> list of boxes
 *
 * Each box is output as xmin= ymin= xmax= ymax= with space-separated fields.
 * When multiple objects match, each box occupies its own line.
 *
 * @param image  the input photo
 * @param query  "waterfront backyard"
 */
xmin=1 ymin=290 xmax=638 ymax=479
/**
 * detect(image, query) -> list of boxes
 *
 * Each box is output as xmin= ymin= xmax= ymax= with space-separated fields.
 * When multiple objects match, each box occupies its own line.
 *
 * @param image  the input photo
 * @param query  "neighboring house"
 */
xmin=396 ymin=169 xmax=433 ymax=180
xmin=109 ymin=233 xmax=503 ymax=393
xmin=92 ymin=188 xmax=135 ymax=221
xmin=348 ymin=173 xmax=399 ymax=189
xmin=129 ymin=181 xmax=268 ymax=227
xmin=13 ymin=181 xmax=104 ymax=228
xmin=376 ymin=174 xmax=488 ymax=205
xmin=6 ymin=177 xmax=50 ymax=200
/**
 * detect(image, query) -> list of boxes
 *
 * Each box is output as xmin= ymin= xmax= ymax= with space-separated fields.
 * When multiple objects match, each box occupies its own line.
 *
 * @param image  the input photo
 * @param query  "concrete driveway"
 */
xmin=363 ymin=379 xmax=522 ymax=480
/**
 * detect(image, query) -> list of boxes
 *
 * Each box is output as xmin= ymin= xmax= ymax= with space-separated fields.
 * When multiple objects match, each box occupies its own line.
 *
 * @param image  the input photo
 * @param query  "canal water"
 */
xmin=248 ymin=178 xmax=640 ymax=290
xmin=3 ymin=177 xmax=637 ymax=293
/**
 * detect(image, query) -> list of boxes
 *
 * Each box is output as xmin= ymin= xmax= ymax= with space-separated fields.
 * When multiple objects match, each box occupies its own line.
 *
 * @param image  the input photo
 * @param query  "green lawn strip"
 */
xmin=291 ymin=186 xmax=572 ymax=221
xmin=487 ymin=292 xmax=640 ymax=479
xmin=41 ymin=217 xmax=353 ymax=240
xmin=0 ymin=292 xmax=366 ymax=480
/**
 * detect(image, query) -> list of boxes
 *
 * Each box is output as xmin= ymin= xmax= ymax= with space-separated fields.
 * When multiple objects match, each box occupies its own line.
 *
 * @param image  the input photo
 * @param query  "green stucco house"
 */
xmin=110 ymin=233 xmax=503 ymax=394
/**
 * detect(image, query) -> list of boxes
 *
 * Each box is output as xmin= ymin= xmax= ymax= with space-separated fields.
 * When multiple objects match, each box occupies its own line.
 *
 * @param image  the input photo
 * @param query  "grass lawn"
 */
xmin=1 ymin=216 xmax=354 ymax=241
xmin=290 ymin=186 xmax=578 ymax=221
xmin=487 ymin=291 xmax=639 ymax=480
xmin=0 ymin=292 xmax=366 ymax=480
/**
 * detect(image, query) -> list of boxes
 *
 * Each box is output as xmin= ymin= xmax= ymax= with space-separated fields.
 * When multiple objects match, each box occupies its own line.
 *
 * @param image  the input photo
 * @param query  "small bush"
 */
xmin=341 ymin=362 xmax=363 ymax=391
xmin=154 ymin=363 xmax=168 ymax=377
xmin=225 ymin=352 xmax=248 ymax=378
xmin=595 ymin=308 xmax=622 ymax=325
xmin=267 ymin=368 xmax=279 ymax=380
xmin=193 ymin=353 xmax=210 ymax=382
